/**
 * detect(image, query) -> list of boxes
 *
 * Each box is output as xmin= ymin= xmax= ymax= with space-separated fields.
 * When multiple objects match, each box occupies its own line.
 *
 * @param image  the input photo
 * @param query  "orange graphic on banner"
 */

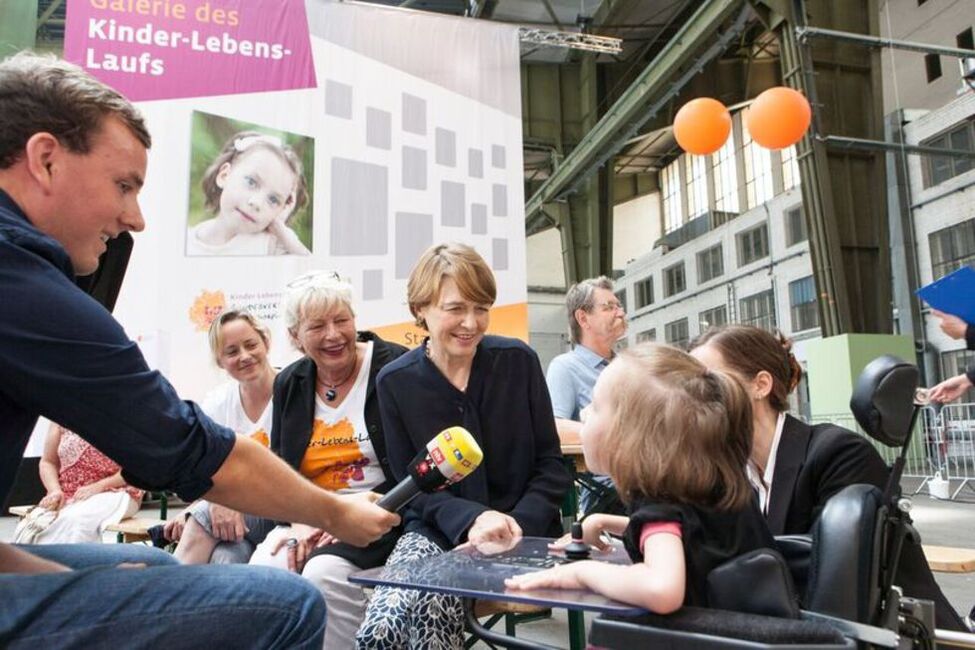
xmin=371 ymin=302 xmax=529 ymax=349
xmin=188 ymin=290 xmax=227 ymax=332
xmin=299 ymin=418 xmax=369 ymax=491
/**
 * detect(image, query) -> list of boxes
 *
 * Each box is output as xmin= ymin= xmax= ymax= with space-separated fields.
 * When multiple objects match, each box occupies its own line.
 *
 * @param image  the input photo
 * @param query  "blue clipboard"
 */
xmin=916 ymin=266 xmax=975 ymax=324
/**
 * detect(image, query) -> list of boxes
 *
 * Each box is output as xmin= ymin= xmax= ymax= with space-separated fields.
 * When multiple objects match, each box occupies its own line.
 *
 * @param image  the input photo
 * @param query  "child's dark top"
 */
xmin=623 ymin=500 xmax=775 ymax=607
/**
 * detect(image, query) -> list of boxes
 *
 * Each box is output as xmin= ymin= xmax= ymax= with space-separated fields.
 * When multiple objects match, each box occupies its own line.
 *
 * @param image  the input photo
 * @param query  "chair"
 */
xmin=589 ymin=355 xmax=948 ymax=649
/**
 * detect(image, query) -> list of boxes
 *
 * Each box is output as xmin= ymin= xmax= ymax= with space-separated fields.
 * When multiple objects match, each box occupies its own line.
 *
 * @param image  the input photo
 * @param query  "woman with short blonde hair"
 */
xmin=248 ymin=270 xmax=407 ymax=650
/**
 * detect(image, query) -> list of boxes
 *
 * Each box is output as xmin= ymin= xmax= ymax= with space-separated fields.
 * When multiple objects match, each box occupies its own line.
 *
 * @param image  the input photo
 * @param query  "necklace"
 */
xmin=425 ymin=343 xmax=469 ymax=392
xmin=317 ymin=355 xmax=358 ymax=401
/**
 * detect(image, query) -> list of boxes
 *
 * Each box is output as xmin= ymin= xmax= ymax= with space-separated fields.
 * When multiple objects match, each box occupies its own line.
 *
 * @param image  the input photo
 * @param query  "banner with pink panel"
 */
xmin=56 ymin=0 xmax=528 ymax=407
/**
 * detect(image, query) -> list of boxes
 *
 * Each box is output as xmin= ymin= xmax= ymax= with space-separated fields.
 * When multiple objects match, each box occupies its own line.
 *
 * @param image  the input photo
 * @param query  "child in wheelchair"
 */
xmin=506 ymin=343 xmax=774 ymax=612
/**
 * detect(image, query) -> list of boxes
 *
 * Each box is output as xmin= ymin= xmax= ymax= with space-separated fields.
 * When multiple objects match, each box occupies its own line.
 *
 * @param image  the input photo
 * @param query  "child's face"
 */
xmin=215 ymin=148 xmax=297 ymax=235
xmin=580 ymin=362 xmax=620 ymax=475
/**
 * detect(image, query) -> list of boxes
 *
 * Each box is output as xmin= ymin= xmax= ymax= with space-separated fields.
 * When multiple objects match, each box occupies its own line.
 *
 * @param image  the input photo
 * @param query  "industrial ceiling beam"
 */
xmin=524 ymin=0 xmax=745 ymax=225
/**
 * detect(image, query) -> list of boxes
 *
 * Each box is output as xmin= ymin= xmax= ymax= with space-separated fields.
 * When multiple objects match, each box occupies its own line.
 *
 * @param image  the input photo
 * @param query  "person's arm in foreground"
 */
xmin=506 ymin=531 xmax=685 ymax=613
xmin=0 ymin=544 xmax=70 ymax=574
xmin=204 ymin=436 xmax=399 ymax=547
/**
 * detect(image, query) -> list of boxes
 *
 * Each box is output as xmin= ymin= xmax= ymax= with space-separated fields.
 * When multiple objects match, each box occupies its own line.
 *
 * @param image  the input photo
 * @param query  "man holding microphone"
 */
xmin=0 ymin=52 xmax=398 ymax=648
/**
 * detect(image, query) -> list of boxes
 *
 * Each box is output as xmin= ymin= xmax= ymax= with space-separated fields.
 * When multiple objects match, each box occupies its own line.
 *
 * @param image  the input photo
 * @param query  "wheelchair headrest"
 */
xmin=849 ymin=355 xmax=918 ymax=447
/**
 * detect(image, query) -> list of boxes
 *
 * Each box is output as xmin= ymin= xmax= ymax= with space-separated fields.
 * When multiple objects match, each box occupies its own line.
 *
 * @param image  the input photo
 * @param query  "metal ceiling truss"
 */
xmin=518 ymin=28 xmax=623 ymax=55
xmin=525 ymin=0 xmax=749 ymax=234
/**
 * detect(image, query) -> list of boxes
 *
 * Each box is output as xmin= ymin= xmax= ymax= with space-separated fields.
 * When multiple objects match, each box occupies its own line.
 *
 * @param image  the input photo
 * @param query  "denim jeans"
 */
xmin=1 ymin=543 xmax=325 ymax=649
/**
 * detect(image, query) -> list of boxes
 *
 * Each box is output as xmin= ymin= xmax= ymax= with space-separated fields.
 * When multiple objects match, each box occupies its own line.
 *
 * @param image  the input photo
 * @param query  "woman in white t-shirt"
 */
xmin=171 ymin=309 xmax=278 ymax=564
xmin=247 ymin=271 xmax=406 ymax=650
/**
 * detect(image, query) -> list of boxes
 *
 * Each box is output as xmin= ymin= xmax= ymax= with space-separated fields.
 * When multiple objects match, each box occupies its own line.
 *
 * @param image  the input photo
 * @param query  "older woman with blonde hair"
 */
xmin=246 ymin=270 xmax=407 ymax=650
xmin=355 ymin=243 xmax=570 ymax=650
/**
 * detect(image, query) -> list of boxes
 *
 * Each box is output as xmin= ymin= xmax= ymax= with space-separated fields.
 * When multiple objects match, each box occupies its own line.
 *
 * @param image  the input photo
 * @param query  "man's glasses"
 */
xmin=592 ymin=300 xmax=624 ymax=313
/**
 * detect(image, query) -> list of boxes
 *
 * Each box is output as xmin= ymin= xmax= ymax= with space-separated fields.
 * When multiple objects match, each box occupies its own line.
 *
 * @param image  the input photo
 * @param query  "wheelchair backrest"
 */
xmin=805 ymin=484 xmax=885 ymax=624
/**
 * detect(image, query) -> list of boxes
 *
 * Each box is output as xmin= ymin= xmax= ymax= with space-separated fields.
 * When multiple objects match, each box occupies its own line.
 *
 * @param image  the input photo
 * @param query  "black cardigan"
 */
xmin=770 ymin=414 xmax=966 ymax=630
xmin=269 ymin=330 xmax=407 ymax=568
xmin=375 ymin=335 xmax=571 ymax=550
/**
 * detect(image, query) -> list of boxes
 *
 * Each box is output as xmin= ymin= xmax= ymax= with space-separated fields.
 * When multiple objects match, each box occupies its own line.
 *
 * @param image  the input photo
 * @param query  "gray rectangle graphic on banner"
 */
xmin=491 ymin=144 xmax=506 ymax=169
xmin=396 ymin=212 xmax=433 ymax=279
xmin=330 ymin=158 xmax=388 ymax=256
xmin=402 ymin=93 xmax=427 ymax=135
xmin=468 ymin=149 xmax=483 ymax=179
xmin=363 ymin=269 xmax=384 ymax=300
xmin=492 ymin=238 xmax=508 ymax=270
xmin=471 ymin=203 xmax=487 ymax=234
xmin=435 ymin=128 xmax=456 ymax=167
xmin=366 ymin=108 xmax=391 ymax=150
xmin=325 ymin=80 xmax=353 ymax=118
xmin=402 ymin=146 xmax=427 ymax=190
xmin=492 ymin=184 xmax=508 ymax=217
xmin=441 ymin=181 xmax=465 ymax=227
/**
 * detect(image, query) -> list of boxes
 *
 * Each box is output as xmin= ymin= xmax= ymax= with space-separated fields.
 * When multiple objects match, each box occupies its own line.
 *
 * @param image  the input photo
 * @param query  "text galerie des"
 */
xmin=84 ymin=2 xmax=287 ymax=76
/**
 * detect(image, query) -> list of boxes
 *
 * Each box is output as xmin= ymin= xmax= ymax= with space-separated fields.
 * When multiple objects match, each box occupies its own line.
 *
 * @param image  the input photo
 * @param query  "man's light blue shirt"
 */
xmin=546 ymin=344 xmax=610 ymax=421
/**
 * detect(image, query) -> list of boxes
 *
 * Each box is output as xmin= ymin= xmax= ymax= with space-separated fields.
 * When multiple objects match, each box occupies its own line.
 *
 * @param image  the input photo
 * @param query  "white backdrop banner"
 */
xmin=65 ymin=0 xmax=527 ymax=402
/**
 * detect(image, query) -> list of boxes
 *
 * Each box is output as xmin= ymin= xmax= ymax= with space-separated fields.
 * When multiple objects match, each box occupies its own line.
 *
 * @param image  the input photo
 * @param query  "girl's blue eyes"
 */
xmin=241 ymin=175 xmax=284 ymax=207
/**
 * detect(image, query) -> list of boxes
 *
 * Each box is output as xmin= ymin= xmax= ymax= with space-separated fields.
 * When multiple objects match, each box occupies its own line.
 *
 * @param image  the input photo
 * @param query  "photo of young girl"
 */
xmin=186 ymin=113 xmax=314 ymax=256
xmin=505 ymin=343 xmax=774 ymax=612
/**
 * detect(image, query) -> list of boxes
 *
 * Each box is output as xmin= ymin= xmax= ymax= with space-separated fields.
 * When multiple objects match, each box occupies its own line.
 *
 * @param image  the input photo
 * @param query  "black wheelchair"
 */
xmin=590 ymin=355 xmax=975 ymax=649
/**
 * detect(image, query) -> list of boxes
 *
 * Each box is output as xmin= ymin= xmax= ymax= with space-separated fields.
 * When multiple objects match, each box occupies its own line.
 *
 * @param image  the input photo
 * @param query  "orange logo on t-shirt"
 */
xmin=250 ymin=429 xmax=269 ymax=448
xmin=299 ymin=418 xmax=370 ymax=491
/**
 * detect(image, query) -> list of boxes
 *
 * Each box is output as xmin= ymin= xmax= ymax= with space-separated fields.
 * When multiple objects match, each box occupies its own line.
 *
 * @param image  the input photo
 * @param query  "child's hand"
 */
xmin=266 ymin=214 xmax=291 ymax=240
xmin=505 ymin=561 xmax=596 ymax=591
xmin=266 ymin=215 xmax=310 ymax=256
xmin=550 ymin=514 xmax=615 ymax=551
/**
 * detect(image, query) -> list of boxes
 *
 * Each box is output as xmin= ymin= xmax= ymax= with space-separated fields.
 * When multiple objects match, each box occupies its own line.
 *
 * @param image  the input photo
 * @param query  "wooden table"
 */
xmin=922 ymin=545 xmax=975 ymax=573
xmin=560 ymin=444 xmax=587 ymax=473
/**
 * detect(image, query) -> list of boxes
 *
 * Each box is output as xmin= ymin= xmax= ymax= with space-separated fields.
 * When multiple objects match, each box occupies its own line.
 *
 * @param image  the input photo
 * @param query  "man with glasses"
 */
xmin=546 ymin=276 xmax=627 ymax=514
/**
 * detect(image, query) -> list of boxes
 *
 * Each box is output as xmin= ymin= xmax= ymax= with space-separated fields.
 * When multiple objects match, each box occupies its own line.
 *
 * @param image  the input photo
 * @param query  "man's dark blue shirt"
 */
xmin=0 ymin=189 xmax=234 ymax=505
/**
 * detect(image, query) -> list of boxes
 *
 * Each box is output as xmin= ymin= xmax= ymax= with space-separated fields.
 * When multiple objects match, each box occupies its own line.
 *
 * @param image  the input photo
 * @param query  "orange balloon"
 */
xmin=745 ymin=86 xmax=811 ymax=150
xmin=673 ymin=98 xmax=732 ymax=155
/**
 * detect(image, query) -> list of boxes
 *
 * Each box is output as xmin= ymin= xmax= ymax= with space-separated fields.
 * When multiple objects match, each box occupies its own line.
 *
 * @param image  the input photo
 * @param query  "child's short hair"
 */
xmin=200 ymin=130 xmax=308 ymax=221
xmin=602 ymin=343 xmax=754 ymax=511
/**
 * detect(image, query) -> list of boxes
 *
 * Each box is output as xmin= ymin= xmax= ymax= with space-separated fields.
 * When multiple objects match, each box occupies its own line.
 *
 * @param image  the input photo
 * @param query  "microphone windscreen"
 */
xmin=425 ymin=426 xmax=483 ymax=485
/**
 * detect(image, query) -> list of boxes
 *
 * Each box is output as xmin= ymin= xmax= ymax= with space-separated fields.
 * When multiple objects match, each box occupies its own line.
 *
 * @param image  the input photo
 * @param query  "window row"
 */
xmin=661 ymin=115 xmax=801 ymax=235
xmin=929 ymin=218 xmax=975 ymax=280
xmin=637 ymin=276 xmax=820 ymax=349
xmin=630 ymin=210 xmax=807 ymax=306
xmin=922 ymin=118 xmax=974 ymax=188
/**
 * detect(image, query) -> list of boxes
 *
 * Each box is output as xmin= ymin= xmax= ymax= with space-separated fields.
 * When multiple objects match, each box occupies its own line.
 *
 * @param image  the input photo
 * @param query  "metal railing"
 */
xmin=808 ymin=403 xmax=975 ymax=501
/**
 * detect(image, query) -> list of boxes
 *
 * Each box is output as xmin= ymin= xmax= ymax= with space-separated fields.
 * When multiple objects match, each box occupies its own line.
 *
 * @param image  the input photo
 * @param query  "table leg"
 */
xmin=561 ymin=457 xmax=579 ymax=522
xmin=567 ymin=610 xmax=586 ymax=650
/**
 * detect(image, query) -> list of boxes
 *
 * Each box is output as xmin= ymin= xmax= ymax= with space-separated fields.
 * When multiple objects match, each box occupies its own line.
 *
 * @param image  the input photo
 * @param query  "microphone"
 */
xmin=377 ymin=426 xmax=483 ymax=512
